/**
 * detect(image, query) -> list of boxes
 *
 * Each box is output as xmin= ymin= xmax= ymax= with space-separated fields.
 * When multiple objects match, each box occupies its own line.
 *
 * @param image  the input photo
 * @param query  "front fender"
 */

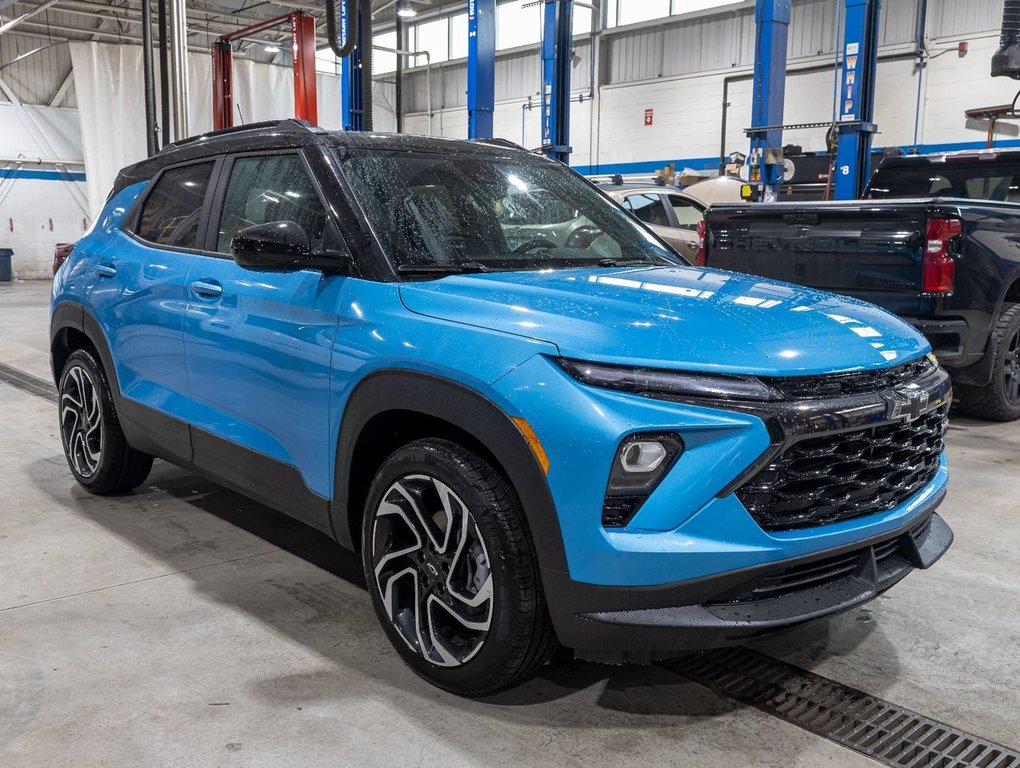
xmin=330 ymin=368 xmax=568 ymax=575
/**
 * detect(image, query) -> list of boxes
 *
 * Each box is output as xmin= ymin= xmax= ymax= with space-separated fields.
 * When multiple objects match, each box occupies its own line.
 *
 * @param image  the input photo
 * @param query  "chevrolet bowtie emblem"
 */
xmin=886 ymin=383 xmax=930 ymax=423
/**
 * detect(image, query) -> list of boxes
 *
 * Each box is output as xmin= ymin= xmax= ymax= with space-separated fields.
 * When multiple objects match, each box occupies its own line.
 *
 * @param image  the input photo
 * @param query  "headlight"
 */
xmin=555 ymin=357 xmax=783 ymax=402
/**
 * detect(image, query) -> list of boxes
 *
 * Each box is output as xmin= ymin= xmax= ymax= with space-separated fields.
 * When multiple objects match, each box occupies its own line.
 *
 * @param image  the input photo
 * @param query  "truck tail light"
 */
xmin=922 ymin=217 xmax=961 ymax=293
xmin=694 ymin=220 xmax=707 ymax=266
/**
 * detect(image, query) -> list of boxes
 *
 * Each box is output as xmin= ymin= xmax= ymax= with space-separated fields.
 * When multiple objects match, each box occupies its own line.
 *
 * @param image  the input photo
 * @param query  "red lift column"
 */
xmin=212 ymin=11 xmax=318 ymax=131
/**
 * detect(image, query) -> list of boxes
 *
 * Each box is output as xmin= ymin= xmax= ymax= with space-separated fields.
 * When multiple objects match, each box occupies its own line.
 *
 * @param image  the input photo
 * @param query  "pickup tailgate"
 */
xmin=705 ymin=201 xmax=927 ymax=316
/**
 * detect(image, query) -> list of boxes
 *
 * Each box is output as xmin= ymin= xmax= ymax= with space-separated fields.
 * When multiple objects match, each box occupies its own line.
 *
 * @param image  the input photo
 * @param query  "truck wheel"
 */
xmin=362 ymin=438 xmax=558 ymax=696
xmin=956 ymin=304 xmax=1020 ymax=422
xmin=58 ymin=349 xmax=154 ymax=494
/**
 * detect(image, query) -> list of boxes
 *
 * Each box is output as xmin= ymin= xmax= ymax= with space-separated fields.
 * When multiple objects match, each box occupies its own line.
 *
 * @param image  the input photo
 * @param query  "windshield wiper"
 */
xmin=596 ymin=258 xmax=659 ymax=267
xmin=397 ymin=261 xmax=489 ymax=275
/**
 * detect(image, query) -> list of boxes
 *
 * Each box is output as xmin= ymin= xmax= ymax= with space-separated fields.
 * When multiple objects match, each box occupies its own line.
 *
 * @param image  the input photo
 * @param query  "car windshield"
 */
xmin=867 ymin=158 xmax=1020 ymax=202
xmin=336 ymin=149 xmax=683 ymax=275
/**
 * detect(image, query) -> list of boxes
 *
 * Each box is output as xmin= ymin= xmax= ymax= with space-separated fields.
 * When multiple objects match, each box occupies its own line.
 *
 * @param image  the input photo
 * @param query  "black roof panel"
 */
xmin=111 ymin=119 xmax=534 ymax=198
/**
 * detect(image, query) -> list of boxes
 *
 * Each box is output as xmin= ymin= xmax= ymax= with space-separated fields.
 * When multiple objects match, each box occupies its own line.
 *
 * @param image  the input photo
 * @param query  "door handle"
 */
xmin=93 ymin=264 xmax=117 ymax=278
xmin=190 ymin=280 xmax=223 ymax=299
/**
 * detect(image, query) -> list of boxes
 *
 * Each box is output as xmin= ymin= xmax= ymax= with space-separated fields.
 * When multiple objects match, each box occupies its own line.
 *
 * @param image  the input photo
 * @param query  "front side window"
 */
xmin=137 ymin=161 xmax=215 ymax=248
xmin=668 ymin=195 xmax=704 ymax=230
xmin=337 ymin=149 xmax=681 ymax=274
xmin=216 ymin=154 xmax=327 ymax=253
xmin=623 ymin=194 xmax=670 ymax=227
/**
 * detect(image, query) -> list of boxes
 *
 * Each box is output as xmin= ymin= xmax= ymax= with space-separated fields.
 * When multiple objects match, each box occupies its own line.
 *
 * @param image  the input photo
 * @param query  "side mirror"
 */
xmin=231 ymin=221 xmax=311 ymax=271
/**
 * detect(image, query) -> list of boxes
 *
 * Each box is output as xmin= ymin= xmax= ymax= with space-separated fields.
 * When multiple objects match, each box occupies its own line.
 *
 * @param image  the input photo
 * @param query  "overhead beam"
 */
xmin=0 ymin=0 xmax=62 ymax=36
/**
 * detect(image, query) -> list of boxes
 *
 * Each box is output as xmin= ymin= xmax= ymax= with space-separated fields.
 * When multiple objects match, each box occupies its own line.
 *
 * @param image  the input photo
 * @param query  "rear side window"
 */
xmin=868 ymin=159 xmax=1020 ymax=201
xmin=136 ymin=162 xmax=215 ymax=248
xmin=623 ymin=193 xmax=670 ymax=227
xmin=216 ymin=154 xmax=327 ymax=253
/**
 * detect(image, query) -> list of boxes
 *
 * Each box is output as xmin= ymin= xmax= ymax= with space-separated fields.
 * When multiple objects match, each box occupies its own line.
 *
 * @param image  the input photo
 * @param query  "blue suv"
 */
xmin=51 ymin=120 xmax=953 ymax=696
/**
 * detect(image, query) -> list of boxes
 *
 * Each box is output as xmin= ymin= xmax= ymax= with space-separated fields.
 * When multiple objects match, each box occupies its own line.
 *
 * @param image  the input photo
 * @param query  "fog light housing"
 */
xmin=602 ymin=433 xmax=683 ymax=528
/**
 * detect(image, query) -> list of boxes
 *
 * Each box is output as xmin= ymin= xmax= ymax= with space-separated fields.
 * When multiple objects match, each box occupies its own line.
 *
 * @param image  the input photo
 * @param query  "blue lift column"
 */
xmin=341 ymin=5 xmax=364 ymax=131
xmin=540 ymin=0 xmax=573 ymax=164
xmin=833 ymin=0 xmax=881 ymax=199
xmin=748 ymin=0 xmax=791 ymax=202
xmin=467 ymin=0 xmax=496 ymax=139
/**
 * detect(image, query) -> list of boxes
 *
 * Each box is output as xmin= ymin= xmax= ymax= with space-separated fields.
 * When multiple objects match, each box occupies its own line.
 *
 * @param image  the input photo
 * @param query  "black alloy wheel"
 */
xmin=362 ymin=438 xmax=557 ymax=696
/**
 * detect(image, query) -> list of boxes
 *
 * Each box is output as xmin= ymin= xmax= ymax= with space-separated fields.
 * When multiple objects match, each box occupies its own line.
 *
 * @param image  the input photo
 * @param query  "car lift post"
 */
xmin=748 ymin=0 xmax=791 ymax=202
xmin=540 ymin=0 xmax=573 ymax=164
xmin=467 ymin=0 xmax=496 ymax=139
xmin=212 ymin=11 xmax=317 ymax=131
xmin=833 ymin=0 xmax=881 ymax=199
xmin=341 ymin=4 xmax=366 ymax=131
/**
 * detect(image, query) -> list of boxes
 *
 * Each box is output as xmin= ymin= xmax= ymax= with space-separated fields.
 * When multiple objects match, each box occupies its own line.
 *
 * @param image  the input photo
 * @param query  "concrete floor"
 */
xmin=1 ymin=278 xmax=1018 ymax=767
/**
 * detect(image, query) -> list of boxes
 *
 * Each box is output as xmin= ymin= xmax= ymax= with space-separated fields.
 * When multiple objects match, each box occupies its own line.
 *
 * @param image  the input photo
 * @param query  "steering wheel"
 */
xmin=512 ymin=237 xmax=558 ymax=255
xmin=565 ymin=225 xmax=603 ymax=249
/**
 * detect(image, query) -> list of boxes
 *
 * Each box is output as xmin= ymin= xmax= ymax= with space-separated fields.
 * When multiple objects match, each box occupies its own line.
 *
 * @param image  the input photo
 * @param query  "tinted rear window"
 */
xmin=136 ymin=162 xmax=215 ymax=248
xmin=868 ymin=159 xmax=1020 ymax=202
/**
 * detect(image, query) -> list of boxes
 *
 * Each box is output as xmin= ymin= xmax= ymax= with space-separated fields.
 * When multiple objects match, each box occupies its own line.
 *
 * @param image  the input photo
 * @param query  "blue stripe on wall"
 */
xmin=0 ymin=168 xmax=87 ymax=182
xmin=1 ymin=136 xmax=1016 ymax=184
xmin=572 ymin=138 xmax=1020 ymax=178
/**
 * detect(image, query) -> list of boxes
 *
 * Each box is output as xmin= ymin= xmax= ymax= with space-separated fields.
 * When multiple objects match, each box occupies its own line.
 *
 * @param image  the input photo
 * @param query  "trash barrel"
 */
xmin=0 ymin=249 xmax=12 ymax=282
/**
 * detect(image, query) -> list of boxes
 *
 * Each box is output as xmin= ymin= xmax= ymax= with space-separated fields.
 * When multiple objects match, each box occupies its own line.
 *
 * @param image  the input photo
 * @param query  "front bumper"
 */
xmin=489 ymin=354 xmax=954 ymax=654
xmin=543 ymin=493 xmax=952 ymax=659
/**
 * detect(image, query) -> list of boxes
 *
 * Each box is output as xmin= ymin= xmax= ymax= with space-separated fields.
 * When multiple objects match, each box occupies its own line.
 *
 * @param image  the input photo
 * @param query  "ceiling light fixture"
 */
xmin=396 ymin=2 xmax=417 ymax=18
xmin=264 ymin=44 xmax=280 ymax=53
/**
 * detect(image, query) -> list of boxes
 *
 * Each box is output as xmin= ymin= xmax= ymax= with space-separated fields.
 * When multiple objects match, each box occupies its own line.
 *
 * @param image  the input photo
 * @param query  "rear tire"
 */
xmin=58 ymin=348 xmax=154 ymax=494
xmin=956 ymin=304 xmax=1020 ymax=422
xmin=361 ymin=438 xmax=558 ymax=696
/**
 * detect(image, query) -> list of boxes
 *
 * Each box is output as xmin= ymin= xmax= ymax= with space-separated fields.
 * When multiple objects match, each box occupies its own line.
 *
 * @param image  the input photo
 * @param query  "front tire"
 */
xmin=362 ymin=438 xmax=557 ymax=696
xmin=58 ymin=348 xmax=153 ymax=494
xmin=956 ymin=304 xmax=1020 ymax=422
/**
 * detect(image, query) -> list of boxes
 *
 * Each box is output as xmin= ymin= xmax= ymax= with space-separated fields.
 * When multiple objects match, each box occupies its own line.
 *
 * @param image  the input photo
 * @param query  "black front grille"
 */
xmin=765 ymin=356 xmax=935 ymax=400
xmin=723 ymin=515 xmax=931 ymax=603
xmin=737 ymin=404 xmax=949 ymax=531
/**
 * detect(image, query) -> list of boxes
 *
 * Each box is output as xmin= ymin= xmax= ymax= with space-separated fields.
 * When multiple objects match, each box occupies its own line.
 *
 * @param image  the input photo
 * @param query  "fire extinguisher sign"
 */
xmin=643 ymin=108 xmax=654 ymax=126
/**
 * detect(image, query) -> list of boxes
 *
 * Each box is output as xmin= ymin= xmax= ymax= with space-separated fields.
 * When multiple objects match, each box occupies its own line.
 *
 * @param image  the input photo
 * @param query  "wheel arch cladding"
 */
xmin=50 ymin=301 xmax=89 ymax=385
xmin=332 ymin=370 xmax=568 ymax=574
xmin=1005 ymin=274 xmax=1020 ymax=305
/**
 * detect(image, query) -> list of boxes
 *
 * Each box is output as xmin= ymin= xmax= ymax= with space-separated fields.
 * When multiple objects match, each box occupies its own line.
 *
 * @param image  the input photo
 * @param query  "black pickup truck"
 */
xmin=702 ymin=150 xmax=1020 ymax=421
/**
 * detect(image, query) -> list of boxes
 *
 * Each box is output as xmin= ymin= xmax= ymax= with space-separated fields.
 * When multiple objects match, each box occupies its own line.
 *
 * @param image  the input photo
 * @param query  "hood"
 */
xmin=398 ymin=265 xmax=930 ymax=376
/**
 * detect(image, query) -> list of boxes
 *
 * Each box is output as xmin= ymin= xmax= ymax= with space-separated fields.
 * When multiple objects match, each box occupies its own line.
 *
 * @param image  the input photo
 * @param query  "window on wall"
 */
xmin=673 ymin=0 xmax=742 ymax=13
xmin=315 ymin=48 xmax=340 ymax=76
xmin=607 ymin=0 xmax=741 ymax=27
xmin=450 ymin=13 xmax=468 ymax=59
xmin=375 ymin=30 xmax=398 ymax=74
xmin=413 ymin=17 xmax=450 ymax=63
xmin=497 ymin=0 xmax=541 ymax=50
xmin=611 ymin=0 xmax=670 ymax=26
xmin=573 ymin=5 xmax=593 ymax=35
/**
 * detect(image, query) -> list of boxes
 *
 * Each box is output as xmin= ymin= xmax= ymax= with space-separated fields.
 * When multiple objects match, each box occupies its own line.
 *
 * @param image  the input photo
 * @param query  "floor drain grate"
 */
xmin=663 ymin=647 xmax=1020 ymax=768
xmin=0 ymin=362 xmax=57 ymax=403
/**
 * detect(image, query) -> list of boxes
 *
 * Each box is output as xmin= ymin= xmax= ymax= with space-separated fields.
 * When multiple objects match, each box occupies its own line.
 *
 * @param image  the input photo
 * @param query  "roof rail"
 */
xmin=469 ymin=137 xmax=527 ymax=152
xmin=164 ymin=119 xmax=323 ymax=152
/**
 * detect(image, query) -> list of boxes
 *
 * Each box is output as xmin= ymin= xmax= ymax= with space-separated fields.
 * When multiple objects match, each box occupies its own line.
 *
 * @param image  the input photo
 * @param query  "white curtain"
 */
xmin=70 ymin=42 xmax=343 ymax=216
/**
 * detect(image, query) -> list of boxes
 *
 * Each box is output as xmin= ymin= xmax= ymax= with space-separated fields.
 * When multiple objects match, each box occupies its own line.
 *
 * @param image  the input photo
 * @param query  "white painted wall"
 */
xmin=402 ymin=29 xmax=1019 ymax=178
xmin=2 ymin=19 xmax=1016 ymax=280
xmin=0 ymin=103 xmax=89 ymax=280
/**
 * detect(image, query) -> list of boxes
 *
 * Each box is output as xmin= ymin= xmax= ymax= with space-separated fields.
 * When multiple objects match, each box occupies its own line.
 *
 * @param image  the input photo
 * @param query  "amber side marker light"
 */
xmin=511 ymin=417 xmax=550 ymax=475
